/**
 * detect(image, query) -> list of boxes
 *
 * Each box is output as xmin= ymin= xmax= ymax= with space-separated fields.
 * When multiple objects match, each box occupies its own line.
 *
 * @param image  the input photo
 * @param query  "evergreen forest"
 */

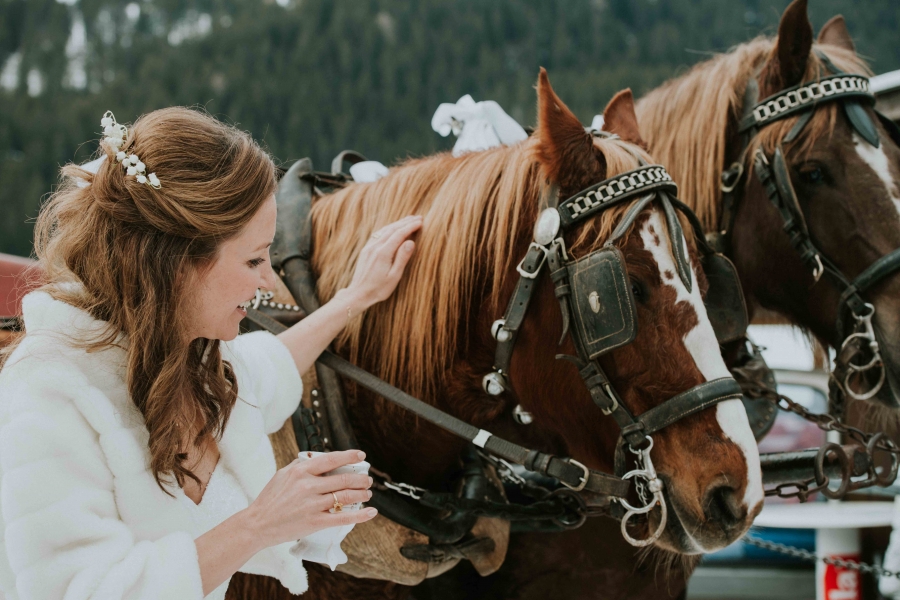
xmin=1 ymin=0 xmax=899 ymax=256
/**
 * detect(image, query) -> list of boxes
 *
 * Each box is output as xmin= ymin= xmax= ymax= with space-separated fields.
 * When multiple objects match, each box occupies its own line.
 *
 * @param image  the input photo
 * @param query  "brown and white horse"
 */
xmin=229 ymin=72 xmax=761 ymax=599
xmin=636 ymin=0 xmax=900 ymax=409
xmin=450 ymin=5 xmax=900 ymax=600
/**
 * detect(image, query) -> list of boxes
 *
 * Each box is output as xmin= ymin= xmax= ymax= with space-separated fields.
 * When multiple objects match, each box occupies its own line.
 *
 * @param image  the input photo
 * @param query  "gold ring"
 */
xmin=331 ymin=491 xmax=343 ymax=513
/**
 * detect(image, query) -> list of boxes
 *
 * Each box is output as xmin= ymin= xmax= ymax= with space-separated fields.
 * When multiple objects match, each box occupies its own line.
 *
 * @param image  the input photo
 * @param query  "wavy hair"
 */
xmin=15 ymin=107 xmax=276 ymax=492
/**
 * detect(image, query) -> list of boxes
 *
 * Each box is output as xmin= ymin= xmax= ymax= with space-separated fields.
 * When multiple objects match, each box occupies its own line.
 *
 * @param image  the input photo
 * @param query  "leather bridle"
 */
xmin=716 ymin=51 xmax=900 ymax=402
xmin=483 ymin=151 xmax=746 ymax=545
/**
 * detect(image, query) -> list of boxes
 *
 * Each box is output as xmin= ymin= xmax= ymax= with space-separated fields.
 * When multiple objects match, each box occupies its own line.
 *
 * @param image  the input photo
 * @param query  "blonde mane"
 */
xmin=310 ymin=136 xmax=650 ymax=400
xmin=635 ymin=37 xmax=872 ymax=231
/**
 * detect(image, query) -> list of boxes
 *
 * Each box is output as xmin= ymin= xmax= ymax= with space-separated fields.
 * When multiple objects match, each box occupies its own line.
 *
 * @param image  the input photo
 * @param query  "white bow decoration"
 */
xmin=431 ymin=94 xmax=528 ymax=157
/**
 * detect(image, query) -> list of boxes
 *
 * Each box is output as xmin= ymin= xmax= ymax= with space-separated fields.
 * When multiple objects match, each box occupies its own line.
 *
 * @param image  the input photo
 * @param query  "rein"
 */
xmin=716 ymin=51 xmax=900 ymax=402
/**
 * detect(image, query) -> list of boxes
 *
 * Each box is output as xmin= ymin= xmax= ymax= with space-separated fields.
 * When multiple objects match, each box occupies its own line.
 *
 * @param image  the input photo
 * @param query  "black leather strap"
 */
xmin=636 ymin=378 xmax=743 ymax=435
xmin=558 ymin=165 xmax=677 ymax=229
xmin=244 ymin=308 xmax=631 ymax=499
xmin=738 ymin=74 xmax=873 ymax=133
xmin=492 ymin=244 xmax=547 ymax=376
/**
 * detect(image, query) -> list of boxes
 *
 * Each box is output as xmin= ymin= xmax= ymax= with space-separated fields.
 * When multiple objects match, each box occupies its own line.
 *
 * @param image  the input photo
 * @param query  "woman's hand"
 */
xmin=243 ymin=450 xmax=376 ymax=548
xmin=195 ymin=450 xmax=375 ymax=594
xmin=343 ymin=215 xmax=423 ymax=313
xmin=275 ymin=215 xmax=422 ymax=384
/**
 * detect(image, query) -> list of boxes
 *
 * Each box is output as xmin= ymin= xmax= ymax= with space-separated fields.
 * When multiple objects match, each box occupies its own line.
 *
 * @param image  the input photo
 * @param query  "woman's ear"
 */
xmin=535 ymin=68 xmax=605 ymax=192
xmin=601 ymin=89 xmax=647 ymax=150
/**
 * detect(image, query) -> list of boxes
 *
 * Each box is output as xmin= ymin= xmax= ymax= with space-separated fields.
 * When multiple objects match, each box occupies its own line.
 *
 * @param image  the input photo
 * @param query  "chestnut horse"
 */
xmin=447 ymin=4 xmax=900 ymax=600
xmin=636 ymin=0 xmax=900 ymax=409
xmin=228 ymin=72 xmax=762 ymax=599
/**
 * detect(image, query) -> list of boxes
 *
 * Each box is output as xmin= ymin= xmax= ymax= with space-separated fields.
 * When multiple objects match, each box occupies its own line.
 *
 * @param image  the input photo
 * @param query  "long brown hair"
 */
xmin=18 ymin=107 xmax=276 ymax=491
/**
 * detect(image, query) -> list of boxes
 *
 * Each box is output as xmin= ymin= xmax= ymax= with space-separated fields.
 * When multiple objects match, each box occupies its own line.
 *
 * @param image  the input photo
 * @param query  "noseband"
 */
xmin=484 ymin=154 xmax=746 ymax=545
xmin=717 ymin=51 xmax=900 ymax=402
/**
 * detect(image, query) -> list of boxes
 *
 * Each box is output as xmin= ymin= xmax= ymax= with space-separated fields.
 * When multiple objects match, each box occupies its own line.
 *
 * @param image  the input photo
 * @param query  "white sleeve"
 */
xmin=224 ymin=331 xmax=304 ymax=434
xmin=0 ymin=376 xmax=204 ymax=600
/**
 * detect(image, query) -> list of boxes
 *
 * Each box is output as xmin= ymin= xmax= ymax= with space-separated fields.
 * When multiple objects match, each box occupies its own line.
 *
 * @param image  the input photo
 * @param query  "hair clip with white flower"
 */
xmin=100 ymin=111 xmax=161 ymax=189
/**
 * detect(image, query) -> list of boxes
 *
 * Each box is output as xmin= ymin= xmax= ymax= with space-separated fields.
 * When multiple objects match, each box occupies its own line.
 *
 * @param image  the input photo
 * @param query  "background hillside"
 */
xmin=2 ymin=0 xmax=898 ymax=256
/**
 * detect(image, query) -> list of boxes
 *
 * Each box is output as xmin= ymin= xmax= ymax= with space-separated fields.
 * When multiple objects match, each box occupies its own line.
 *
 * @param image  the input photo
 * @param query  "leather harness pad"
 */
xmin=567 ymin=246 xmax=637 ymax=359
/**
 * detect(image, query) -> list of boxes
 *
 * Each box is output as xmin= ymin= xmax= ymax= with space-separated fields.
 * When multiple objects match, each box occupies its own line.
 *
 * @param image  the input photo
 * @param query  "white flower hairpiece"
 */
xmin=100 ymin=111 xmax=161 ymax=190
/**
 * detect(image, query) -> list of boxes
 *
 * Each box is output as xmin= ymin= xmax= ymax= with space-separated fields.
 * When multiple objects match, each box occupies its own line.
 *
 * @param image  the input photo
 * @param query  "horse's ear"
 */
xmin=602 ymin=89 xmax=647 ymax=150
xmin=761 ymin=0 xmax=813 ymax=94
xmin=818 ymin=15 xmax=855 ymax=53
xmin=535 ymin=67 xmax=603 ymax=190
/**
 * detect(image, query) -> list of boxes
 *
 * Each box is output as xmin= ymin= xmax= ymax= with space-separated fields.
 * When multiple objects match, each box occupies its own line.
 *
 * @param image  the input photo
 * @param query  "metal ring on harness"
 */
xmin=617 ymin=439 xmax=668 ymax=547
xmin=814 ymin=443 xmax=851 ymax=500
xmin=840 ymin=303 xmax=886 ymax=401
xmin=867 ymin=433 xmax=900 ymax=487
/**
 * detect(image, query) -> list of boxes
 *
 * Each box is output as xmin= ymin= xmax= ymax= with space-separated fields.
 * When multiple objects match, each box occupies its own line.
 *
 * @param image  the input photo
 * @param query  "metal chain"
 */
xmin=744 ymin=535 xmax=900 ymax=579
xmin=740 ymin=379 xmax=900 ymax=501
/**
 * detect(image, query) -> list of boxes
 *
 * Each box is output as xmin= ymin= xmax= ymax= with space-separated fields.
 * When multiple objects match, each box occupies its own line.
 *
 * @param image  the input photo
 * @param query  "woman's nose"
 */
xmin=261 ymin=262 xmax=278 ymax=290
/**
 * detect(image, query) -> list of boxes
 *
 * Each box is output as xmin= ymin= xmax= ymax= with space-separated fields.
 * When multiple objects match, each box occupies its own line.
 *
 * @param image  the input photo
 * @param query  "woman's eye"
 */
xmin=799 ymin=166 xmax=825 ymax=185
xmin=248 ymin=258 xmax=266 ymax=268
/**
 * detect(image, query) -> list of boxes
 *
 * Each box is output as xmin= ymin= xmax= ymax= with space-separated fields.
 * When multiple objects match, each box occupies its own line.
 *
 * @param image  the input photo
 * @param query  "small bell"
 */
xmin=513 ymin=404 xmax=533 ymax=425
xmin=491 ymin=319 xmax=511 ymax=343
xmin=482 ymin=372 xmax=507 ymax=396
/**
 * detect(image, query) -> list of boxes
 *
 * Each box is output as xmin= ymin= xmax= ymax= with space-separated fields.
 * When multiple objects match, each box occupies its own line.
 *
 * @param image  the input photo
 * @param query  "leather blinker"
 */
xmin=877 ymin=111 xmax=900 ymax=148
xmin=567 ymin=246 xmax=637 ymax=359
xmin=702 ymin=252 xmax=749 ymax=344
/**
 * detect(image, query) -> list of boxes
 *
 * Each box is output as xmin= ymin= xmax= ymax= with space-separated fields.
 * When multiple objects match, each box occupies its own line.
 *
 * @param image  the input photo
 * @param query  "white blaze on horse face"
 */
xmin=639 ymin=210 xmax=763 ymax=511
xmin=854 ymin=134 xmax=900 ymax=217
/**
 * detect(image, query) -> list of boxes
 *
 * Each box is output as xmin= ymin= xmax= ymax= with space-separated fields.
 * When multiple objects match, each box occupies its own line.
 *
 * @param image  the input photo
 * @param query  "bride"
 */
xmin=0 ymin=107 xmax=421 ymax=600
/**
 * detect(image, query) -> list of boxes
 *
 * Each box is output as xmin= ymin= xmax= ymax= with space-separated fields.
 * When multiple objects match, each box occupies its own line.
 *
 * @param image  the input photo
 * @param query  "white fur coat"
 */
xmin=0 ymin=291 xmax=308 ymax=599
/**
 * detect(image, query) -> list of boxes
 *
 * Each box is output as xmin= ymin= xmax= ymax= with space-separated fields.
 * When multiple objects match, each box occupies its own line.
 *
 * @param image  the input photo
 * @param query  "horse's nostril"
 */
xmin=704 ymin=485 xmax=745 ymax=528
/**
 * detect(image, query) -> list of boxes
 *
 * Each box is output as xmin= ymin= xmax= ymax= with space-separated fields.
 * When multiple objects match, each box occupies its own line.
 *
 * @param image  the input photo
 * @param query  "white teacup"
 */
xmin=288 ymin=450 xmax=371 ymax=570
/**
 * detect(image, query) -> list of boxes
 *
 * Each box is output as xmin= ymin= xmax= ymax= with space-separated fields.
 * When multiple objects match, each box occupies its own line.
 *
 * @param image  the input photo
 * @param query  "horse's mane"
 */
xmin=311 ymin=136 xmax=651 ymax=399
xmin=635 ymin=37 xmax=872 ymax=231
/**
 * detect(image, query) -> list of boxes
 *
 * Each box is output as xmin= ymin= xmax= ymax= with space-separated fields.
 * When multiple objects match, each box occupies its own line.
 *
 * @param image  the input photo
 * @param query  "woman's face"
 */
xmin=188 ymin=195 xmax=279 ymax=341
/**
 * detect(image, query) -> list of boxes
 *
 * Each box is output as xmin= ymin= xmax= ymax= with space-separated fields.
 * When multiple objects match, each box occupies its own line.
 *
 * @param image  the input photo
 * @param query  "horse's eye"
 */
xmin=799 ymin=165 xmax=825 ymax=185
xmin=631 ymin=281 xmax=644 ymax=302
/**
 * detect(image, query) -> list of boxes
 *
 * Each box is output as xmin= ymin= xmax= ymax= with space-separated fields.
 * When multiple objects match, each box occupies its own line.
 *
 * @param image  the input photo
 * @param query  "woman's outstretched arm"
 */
xmin=276 ymin=215 xmax=422 ymax=375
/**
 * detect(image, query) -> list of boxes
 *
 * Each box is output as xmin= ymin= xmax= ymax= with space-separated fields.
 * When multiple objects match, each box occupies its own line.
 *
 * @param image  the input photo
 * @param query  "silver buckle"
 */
xmin=516 ymin=243 xmax=548 ymax=279
xmin=560 ymin=458 xmax=589 ymax=492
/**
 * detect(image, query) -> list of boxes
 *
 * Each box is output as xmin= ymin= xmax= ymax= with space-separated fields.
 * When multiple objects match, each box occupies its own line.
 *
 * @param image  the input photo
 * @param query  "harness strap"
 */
xmin=635 ymin=378 xmax=744 ymax=435
xmin=737 ymin=74 xmax=873 ymax=133
xmin=558 ymin=165 xmax=677 ymax=229
xmin=753 ymin=148 xmax=824 ymax=279
xmin=244 ymin=308 xmax=631 ymax=499
xmin=490 ymin=243 xmax=547 ymax=387
xmin=836 ymin=248 xmax=900 ymax=336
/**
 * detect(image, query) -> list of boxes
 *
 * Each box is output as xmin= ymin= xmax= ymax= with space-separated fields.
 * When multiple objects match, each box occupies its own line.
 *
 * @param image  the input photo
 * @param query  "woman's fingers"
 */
xmin=317 ymin=506 xmax=379 ymax=527
xmin=368 ymin=216 xmax=420 ymax=249
xmin=301 ymin=450 xmax=366 ymax=476
xmin=317 ymin=488 xmax=373 ymax=511
xmin=312 ymin=471 xmax=372 ymax=494
xmin=387 ymin=240 xmax=415 ymax=282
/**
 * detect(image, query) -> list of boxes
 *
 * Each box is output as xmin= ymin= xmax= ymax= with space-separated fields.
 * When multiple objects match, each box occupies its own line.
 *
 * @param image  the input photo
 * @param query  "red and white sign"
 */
xmin=823 ymin=556 xmax=860 ymax=600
